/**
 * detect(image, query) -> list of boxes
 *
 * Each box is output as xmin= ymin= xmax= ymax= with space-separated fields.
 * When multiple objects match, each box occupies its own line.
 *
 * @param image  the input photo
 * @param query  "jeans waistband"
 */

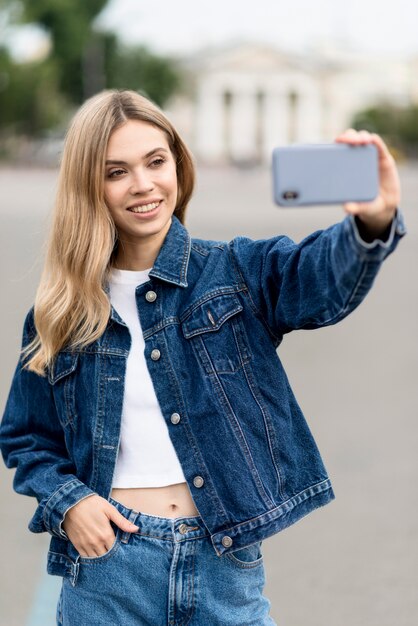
xmin=109 ymin=497 xmax=210 ymax=541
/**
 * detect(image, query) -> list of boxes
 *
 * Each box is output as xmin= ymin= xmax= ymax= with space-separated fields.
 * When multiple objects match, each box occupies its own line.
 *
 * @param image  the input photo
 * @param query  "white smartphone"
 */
xmin=272 ymin=143 xmax=379 ymax=207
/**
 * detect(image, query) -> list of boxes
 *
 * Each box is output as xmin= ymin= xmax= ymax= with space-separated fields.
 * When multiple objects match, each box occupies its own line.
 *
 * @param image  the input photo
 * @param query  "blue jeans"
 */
xmin=57 ymin=497 xmax=276 ymax=625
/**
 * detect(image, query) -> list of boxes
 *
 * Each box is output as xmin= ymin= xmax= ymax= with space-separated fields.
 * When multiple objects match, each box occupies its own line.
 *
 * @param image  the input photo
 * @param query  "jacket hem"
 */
xmin=211 ymin=478 xmax=335 ymax=556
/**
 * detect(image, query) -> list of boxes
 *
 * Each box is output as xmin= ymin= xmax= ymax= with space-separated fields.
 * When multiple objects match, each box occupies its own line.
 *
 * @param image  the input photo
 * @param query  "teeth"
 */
xmin=129 ymin=201 xmax=160 ymax=213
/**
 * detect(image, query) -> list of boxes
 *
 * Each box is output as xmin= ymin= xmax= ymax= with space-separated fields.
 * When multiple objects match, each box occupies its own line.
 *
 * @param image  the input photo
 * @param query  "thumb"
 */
xmin=343 ymin=202 xmax=360 ymax=215
xmin=108 ymin=506 xmax=139 ymax=533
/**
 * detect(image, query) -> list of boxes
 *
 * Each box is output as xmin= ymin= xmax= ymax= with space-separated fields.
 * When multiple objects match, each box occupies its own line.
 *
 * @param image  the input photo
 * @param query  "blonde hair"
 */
xmin=24 ymin=89 xmax=195 ymax=374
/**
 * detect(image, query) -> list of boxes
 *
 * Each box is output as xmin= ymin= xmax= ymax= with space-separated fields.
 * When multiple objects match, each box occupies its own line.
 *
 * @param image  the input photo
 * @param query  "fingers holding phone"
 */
xmin=335 ymin=129 xmax=401 ymax=237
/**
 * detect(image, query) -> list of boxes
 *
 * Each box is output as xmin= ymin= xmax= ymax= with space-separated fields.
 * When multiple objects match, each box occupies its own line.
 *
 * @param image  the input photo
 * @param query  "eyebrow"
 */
xmin=105 ymin=147 xmax=169 ymax=165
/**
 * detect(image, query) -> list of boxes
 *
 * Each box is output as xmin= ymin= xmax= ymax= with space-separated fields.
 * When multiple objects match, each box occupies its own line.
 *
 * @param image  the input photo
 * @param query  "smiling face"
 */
xmin=104 ymin=119 xmax=178 ymax=268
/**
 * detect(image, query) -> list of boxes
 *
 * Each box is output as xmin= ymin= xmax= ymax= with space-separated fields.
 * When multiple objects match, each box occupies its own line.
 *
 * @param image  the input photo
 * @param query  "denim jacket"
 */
xmin=0 ymin=212 xmax=405 ymax=583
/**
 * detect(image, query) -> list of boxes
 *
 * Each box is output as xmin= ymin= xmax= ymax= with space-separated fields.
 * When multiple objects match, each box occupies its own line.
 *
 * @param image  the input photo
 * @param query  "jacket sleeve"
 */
xmin=0 ymin=309 xmax=95 ymax=538
xmin=229 ymin=211 xmax=406 ymax=340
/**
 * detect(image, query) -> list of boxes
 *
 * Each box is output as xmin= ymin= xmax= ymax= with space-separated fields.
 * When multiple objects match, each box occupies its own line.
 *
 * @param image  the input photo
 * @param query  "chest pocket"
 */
xmin=181 ymin=292 xmax=251 ymax=375
xmin=48 ymin=351 xmax=79 ymax=430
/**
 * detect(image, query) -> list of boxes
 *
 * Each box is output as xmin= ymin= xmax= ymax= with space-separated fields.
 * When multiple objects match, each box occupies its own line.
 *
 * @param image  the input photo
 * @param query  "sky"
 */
xmin=95 ymin=0 xmax=418 ymax=59
xmin=6 ymin=0 xmax=418 ymax=62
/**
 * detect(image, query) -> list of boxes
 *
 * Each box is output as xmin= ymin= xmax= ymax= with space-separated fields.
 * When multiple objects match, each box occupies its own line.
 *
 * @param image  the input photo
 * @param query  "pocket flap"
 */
xmin=182 ymin=293 xmax=243 ymax=339
xmin=48 ymin=351 xmax=79 ymax=385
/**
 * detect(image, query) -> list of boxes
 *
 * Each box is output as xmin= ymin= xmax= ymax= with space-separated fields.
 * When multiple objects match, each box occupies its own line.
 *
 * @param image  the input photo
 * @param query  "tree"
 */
xmin=19 ymin=0 xmax=109 ymax=102
xmin=352 ymin=103 xmax=418 ymax=157
xmin=0 ymin=0 xmax=184 ymax=139
xmin=107 ymin=45 xmax=182 ymax=108
xmin=0 ymin=48 xmax=65 ymax=137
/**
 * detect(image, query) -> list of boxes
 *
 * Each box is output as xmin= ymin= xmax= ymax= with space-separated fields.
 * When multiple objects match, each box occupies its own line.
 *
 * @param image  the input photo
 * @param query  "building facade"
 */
xmin=167 ymin=42 xmax=416 ymax=165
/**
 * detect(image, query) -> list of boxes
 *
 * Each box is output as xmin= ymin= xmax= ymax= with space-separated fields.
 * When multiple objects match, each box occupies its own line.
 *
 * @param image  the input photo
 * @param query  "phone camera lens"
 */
xmin=282 ymin=191 xmax=299 ymax=200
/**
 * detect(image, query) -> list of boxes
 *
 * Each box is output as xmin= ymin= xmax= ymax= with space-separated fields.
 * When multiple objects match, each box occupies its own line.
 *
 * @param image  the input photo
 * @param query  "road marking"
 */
xmin=26 ymin=570 xmax=61 ymax=626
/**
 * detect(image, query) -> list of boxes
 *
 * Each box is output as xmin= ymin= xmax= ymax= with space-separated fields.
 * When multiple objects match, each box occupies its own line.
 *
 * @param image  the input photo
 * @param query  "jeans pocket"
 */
xmin=69 ymin=528 xmax=121 ymax=565
xmin=225 ymin=540 xmax=264 ymax=569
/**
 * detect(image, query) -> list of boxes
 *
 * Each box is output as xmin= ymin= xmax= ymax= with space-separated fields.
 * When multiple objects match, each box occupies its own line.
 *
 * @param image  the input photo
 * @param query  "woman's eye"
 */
xmin=107 ymin=169 xmax=125 ymax=179
xmin=150 ymin=157 xmax=165 ymax=168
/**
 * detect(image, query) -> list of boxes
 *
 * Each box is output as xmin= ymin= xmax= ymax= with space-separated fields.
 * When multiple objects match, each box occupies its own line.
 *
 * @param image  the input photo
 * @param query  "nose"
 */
xmin=129 ymin=167 xmax=154 ymax=194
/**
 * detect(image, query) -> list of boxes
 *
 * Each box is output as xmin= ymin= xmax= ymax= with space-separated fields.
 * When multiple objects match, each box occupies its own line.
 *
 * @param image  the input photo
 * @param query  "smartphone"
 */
xmin=272 ymin=143 xmax=379 ymax=207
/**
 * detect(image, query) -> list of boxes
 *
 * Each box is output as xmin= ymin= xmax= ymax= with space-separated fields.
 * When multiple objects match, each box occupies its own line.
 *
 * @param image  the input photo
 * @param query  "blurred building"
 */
xmin=167 ymin=41 xmax=417 ymax=165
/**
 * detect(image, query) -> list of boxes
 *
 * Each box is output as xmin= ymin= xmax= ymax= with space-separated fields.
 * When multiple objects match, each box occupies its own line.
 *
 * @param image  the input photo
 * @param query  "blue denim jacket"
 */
xmin=0 ymin=212 xmax=405 ymax=582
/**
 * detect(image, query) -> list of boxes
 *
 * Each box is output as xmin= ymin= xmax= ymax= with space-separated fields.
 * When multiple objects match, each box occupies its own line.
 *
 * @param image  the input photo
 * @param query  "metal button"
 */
xmin=171 ymin=413 xmax=181 ymax=425
xmin=178 ymin=523 xmax=189 ymax=535
xmin=145 ymin=290 xmax=157 ymax=303
xmin=222 ymin=536 xmax=233 ymax=548
xmin=150 ymin=349 xmax=161 ymax=361
xmin=193 ymin=476 xmax=204 ymax=488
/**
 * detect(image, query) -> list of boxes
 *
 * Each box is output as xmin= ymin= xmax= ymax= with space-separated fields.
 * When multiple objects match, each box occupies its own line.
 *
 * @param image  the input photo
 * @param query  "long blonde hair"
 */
xmin=24 ymin=90 xmax=195 ymax=375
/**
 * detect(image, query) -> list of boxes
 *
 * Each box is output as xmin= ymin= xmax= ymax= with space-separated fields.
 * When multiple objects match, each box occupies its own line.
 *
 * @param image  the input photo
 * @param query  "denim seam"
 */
xmin=142 ymin=316 xmax=179 ymax=339
xmin=160 ymin=328 xmax=230 ymax=523
xmin=43 ymin=478 xmax=81 ymax=534
xmin=179 ymin=287 xmax=246 ymax=323
xmin=78 ymin=535 xmax=121 ymax=565
xmin=63 ymin=377 xmax=77 ymax=433
xmin=225 ymin=551 xmax=264 ymax=569
xmin=212 ymin=477 xmax=332 ymax=553
xmin=181 ymin=539 xmax=197 ymax=626
xmin=191 ymin=241 xmax=225 ymax=256
xmin=239 ymin=355 xmax=287 ymax=502
xmin=48 ymin=354 xmax=79 ymax=385
xmin=150 ymin=228 xmax=191 ymax=287
xmin=316 ymin=262 xmax=370 ymax=327
xmin=61 ymin=346 xmax=129 ymax=357
xmin=92 ymin=354 xmax=107 ymax=489
xmin=182 ymin=304 xmax=243 ymax=338
xmin=206 ymin=341 xmax=275 ymax=508
xmin=228 ymin=240 xmax=282 ymax=345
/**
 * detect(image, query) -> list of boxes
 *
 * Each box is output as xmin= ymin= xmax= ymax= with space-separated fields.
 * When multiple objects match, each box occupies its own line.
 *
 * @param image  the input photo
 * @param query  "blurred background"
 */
xmin=0 ymin=1 xmax=417 ymax=625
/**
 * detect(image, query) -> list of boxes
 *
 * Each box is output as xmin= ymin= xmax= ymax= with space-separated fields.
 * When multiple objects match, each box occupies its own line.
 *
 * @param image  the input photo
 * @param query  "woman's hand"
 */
xmin=62 ymin=494 xmax=139 ymax=557
xmin=335 ymin=129 xmax=401 ymax=239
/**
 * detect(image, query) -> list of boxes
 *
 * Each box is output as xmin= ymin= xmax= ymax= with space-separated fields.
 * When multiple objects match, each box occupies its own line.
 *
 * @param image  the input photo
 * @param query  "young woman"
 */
xmin=0 ymin=89 xmax=405 ymax=625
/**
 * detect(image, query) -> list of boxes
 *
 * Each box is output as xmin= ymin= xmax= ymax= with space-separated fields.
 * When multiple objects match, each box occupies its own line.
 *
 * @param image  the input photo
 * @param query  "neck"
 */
xmin=113 ymin=220 xmax=171 ymax=271
xmin=113 ymin=243 xmax=157 ymax=271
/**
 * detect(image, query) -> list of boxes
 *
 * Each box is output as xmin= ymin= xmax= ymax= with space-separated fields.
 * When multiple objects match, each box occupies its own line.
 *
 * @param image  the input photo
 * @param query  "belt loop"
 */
xmin=120 ymin=509 xmax=139 ymax=544
xmin=70 ymin=561 xmax=80 ymax=587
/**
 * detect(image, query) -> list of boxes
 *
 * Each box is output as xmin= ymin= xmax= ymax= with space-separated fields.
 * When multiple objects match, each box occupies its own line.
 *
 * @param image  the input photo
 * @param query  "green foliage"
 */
xmin=352 ymin=103 xmax=418 ymax=156
xmin=0 ymin=49 xmax=66 ymax=136
xmin=20 ymin=0 xmax=109 ymax=102
xmin=0 ymin=0 xmax=184 ymax=140
xmin=107 ymin=45 xmax=183 ymax=108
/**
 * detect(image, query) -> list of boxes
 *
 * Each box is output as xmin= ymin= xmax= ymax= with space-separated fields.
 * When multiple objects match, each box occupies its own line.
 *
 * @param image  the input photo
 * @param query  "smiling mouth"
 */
xmin=127 ymin=201 xmax=161 ymax=214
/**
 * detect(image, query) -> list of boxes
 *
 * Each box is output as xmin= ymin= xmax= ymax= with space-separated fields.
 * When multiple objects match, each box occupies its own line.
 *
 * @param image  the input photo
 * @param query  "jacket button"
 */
xmin=222 ymin=536 xmax=233 ymax=548
xmin=150 ymin=349 xmax=161 ymax=361
xmin=145 ymin=290 xmax=157 ymax=303
xmin=171 ymin=413 xmax=181 ymax=424
xmin=193 ymin=476 xmax=204 ymax=488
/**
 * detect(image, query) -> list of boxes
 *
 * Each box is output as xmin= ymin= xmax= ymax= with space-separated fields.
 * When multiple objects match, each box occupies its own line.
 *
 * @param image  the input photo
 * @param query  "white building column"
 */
xmin=295 ymin=89 xmax=322 ymax=142
xmin=194 ymin=84 xmax=225 ymax=162
xmin=228 ymin=91 xmax=258 ymax=163
xmin=262 ymin=93 xmax=289 ymax=162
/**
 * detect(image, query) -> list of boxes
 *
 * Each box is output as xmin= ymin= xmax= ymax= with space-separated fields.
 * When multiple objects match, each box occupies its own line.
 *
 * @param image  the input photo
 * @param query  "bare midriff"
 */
xmin=111 ymin=482 xmax=200 ymax=518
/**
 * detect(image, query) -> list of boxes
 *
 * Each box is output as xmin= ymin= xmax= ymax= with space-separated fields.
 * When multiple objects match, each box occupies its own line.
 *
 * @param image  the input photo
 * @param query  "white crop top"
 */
xmin=109 ymin=268 xmax=186 ymax=488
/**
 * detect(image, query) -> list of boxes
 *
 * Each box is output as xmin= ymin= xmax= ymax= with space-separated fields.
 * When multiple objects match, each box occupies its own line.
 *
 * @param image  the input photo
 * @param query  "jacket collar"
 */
xmin=107 ymin=216 xmax=190 ymax=325
xmin=105 ymin=216 xmax=191 ymax=292
xmin=148 ymin=215 xmax=190 ymax=288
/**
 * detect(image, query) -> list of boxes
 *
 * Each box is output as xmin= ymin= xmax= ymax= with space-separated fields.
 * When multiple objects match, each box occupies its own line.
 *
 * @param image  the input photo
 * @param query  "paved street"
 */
xmin=0 ymin=163 xmax=417 ymax=625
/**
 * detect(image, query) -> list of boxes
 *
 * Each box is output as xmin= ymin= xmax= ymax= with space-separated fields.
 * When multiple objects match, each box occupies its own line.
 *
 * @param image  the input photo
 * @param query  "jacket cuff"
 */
xmin=30 ymin=479 xmax=96 ymax=538
xmin=347 ymin=209 xmax=406 ymax=261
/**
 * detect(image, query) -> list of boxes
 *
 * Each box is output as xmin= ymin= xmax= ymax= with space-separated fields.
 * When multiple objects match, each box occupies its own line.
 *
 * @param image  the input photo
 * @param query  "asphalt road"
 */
xmin=0 ymin=163 xmax=417 ymax=626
